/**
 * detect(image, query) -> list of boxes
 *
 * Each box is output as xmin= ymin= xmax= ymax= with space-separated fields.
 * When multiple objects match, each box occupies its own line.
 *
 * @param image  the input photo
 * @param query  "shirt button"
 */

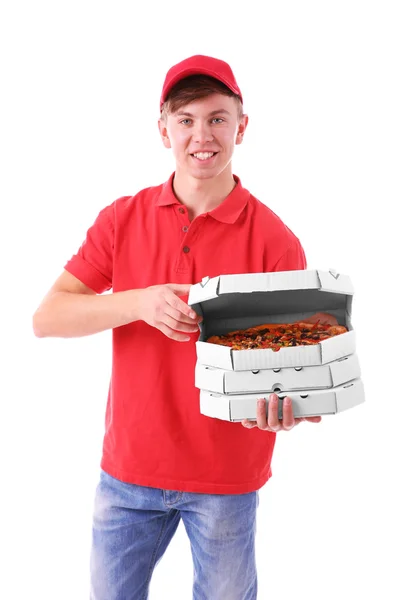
xmin=178 ymin=207 xmax=185 ymax=214
xmin=183 ymin=246 xmax=190 ymax=253
xmin=182 ymin=226 xmax=189 ymax=232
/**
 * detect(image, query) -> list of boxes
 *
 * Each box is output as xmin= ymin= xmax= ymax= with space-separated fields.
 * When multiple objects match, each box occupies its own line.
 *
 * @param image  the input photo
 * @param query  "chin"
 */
xmin=190 ymin=169 xmax=219 ymax=180
xmin=188 ymin=162 xmax=231 ymax=180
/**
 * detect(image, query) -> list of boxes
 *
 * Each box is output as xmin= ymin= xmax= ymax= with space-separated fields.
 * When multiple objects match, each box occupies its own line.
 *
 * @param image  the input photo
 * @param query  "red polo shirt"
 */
xmin=64 ymin=173 xmax=307 ymax=494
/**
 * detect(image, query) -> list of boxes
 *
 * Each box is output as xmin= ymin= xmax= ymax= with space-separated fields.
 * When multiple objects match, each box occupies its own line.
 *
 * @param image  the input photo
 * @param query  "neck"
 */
xmin=172 ymin=167 xmax=236 ymax=220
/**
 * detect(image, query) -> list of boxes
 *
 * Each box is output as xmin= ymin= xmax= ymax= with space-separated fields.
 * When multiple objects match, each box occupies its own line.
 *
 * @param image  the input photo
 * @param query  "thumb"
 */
xmin=167 ymin=283 xmax=193 ymax=297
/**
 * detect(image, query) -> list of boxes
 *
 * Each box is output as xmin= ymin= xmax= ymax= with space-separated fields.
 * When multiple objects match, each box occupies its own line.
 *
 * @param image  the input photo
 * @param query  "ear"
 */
xmin=235 ymin=114 xmax=249 ymax=145
xmin=158 ymin=118 xmax=172 ymax=149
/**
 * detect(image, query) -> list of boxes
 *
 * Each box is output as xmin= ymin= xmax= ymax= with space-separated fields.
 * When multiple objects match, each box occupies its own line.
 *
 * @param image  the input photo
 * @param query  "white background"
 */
xmin=1 ymin=1 xmax=409 ymax=599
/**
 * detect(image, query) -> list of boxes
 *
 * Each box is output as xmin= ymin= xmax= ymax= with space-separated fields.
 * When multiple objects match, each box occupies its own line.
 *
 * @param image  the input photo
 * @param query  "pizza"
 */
xmin=206 ymin=320 xmax=348 ymax=351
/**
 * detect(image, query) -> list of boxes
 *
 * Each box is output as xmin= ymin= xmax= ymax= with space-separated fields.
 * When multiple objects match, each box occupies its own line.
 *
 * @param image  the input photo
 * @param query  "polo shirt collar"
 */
xmin=155 ymin=172 xmax=250 ymax=224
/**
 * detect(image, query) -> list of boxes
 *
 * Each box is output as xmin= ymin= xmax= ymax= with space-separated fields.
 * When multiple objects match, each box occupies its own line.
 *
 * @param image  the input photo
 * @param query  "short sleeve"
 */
xmin=271 ymin=236 xmax=307 ymax=272
xmin=64 ymin=203 xmax=114 ymax=293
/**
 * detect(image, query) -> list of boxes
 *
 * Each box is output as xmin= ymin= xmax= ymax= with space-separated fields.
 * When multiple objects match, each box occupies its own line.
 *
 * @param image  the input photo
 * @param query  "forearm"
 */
xmin=33 ymin=289 xmax=143 ymax=338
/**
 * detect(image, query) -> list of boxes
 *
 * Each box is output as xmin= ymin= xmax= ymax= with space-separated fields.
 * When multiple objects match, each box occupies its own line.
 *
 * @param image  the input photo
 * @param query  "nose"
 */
xmin=192 ymin=121 xmax=214 ymax=144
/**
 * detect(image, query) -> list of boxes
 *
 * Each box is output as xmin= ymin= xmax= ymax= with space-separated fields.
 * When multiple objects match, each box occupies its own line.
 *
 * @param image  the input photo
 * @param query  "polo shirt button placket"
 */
xmin=175 ymin=205 xmax=192 ymax=273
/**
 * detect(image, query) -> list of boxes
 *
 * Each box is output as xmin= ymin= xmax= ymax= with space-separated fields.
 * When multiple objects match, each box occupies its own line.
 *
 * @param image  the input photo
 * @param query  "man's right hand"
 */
xmin=137 ymin=284 xmax=202 ymax=342
xmin=33 ymin=271 xmax=202 ymax=340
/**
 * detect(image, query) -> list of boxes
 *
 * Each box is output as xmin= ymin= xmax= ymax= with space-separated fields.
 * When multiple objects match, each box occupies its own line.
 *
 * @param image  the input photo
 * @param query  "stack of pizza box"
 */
xmin=187 ymin=269 xmax=365 ymax=422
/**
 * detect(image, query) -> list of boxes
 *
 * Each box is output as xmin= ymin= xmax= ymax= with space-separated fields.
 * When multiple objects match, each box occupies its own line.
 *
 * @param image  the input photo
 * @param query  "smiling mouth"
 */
xmin=191 ymin=151 xmax=218 ymax=161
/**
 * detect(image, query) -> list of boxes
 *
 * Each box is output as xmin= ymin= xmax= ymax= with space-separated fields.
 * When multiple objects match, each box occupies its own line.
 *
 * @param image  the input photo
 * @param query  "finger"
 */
xmin=167 ymin=283 xmax=192 ymax=296
xmin=164 ymin=303 xmax=202 ymax=326
xmin=158 ymin=323 xmax=193 ymax=342
xmin=242 ymin=419 xmax=257 ymax=428
xmin=162 ymin=312 xmax=200 ymax=333
xmin=256 ymin=399 xmax=269 ymax=430
xmin=164 ymin=289 xmax=202 ymax=323
xmin=281 ymin=396 xmax=295 ymax=430
xmin=267 ymin=394 xmax=281 ymax=431
xmin=304 ymin=416 xmax=322 ymax=423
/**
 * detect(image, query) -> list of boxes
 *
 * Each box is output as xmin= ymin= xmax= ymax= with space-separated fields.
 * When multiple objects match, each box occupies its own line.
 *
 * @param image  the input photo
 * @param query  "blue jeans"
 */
xmin=90 ymin=469 xmax=258 ymax=599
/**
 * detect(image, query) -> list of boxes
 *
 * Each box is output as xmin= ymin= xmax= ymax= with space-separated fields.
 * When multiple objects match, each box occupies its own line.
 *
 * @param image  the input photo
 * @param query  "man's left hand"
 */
xmin=241 ymin=393 xmax=321 ymax=432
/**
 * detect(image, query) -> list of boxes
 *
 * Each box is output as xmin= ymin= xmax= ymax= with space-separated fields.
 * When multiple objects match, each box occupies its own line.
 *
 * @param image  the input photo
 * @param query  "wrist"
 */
xmin=124 ymin=288 xmax=145 ymax=323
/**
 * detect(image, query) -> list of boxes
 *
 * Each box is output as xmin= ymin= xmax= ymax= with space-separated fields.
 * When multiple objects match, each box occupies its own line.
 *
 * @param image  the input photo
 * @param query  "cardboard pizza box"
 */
xmin=195 ymin=353 xmax=361 ymax=395
xmin=188 ymin=269 xmax=356 ymax=371
xmin=199 ymin=378 xmax=365 ymax=421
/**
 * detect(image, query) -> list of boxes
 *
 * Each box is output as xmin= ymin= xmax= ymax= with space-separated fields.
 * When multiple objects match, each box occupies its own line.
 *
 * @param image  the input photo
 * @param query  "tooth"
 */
xmin=194 ymin=152 xmax=214 ymax=160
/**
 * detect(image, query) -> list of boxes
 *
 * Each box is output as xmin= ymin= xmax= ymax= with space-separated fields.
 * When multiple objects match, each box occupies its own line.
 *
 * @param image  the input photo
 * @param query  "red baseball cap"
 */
xmin=160 ymin=54 xmax=243 ymax=110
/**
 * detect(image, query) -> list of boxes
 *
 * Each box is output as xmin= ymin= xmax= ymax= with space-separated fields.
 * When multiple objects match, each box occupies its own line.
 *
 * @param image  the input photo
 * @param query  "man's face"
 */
xmin=158 ymin=93 xmax=248 ymax=180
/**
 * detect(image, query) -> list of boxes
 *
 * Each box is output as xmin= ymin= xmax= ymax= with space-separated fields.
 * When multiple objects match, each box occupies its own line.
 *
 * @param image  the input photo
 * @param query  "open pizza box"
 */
xmin=199 ymin=378 xmax=365 ymax=421
xmin=188 ymin=269 xmax=356 ymax=371
xmin=195 ymin=353 xmax=361 ymax=395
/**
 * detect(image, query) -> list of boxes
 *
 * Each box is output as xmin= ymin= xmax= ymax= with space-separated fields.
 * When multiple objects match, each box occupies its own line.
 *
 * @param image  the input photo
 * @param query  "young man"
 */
xmin=33 ymin=55 xmax=327 ymax=599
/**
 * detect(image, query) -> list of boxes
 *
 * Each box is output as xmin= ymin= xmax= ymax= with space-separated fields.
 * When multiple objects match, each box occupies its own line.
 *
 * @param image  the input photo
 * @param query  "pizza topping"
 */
xmin=206 ymin=320 xmax=347 ymax=351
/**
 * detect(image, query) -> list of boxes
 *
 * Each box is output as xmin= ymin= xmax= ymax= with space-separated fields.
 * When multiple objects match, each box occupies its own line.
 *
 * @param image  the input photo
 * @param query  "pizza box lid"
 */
xmin=199 ymin=378 xmax=365 ymax=421
xmin=195 ymin=353 xmax=361 ymax=395
xmin=188 ymin=269 xmax=356 ymax=371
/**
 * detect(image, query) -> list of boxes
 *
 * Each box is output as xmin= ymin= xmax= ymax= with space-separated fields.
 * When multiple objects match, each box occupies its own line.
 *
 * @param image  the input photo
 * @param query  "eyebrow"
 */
xmin=174 ymin=109 xmax=231 ymax=117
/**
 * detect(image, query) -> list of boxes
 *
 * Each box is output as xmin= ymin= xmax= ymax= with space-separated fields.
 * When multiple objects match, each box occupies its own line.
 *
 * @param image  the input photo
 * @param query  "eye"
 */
xmin=179 ymin=119 xmax=192 ymax=125
xmin=211 ymin=118 xmax=224 ymax=124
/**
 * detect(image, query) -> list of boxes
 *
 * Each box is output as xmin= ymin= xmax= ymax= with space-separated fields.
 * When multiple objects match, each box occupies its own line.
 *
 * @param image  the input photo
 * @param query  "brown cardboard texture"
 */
xmin=199 ymin=378 xmax=365 ymax=421
xmin=195 ymin=353 xmax=361 ymax=395
xmin=188 ymin=269 xmax=355 ymax=371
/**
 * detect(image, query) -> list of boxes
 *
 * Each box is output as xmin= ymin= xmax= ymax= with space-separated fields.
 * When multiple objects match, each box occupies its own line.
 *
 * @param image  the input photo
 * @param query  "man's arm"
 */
xmin=32 ymin=270 xmax=141 ymax=338
xmin=32 ymin=270 xmax=201 ymax=340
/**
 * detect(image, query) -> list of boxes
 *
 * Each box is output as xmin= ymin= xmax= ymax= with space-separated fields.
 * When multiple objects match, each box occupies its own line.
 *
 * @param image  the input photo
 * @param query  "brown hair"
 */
xmin=160 ymin=75 xmax=243 ymax=121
